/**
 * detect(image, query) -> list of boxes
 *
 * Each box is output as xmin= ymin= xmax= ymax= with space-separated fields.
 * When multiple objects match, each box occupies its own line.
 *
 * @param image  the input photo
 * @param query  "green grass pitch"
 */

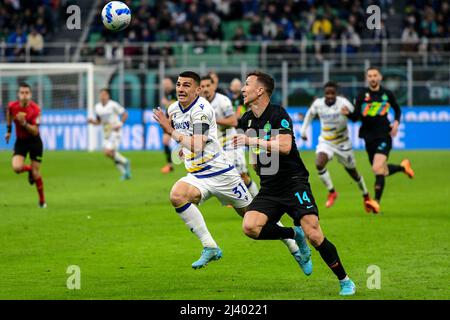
xmin=0 ymin=150 xmax=448 ymax=300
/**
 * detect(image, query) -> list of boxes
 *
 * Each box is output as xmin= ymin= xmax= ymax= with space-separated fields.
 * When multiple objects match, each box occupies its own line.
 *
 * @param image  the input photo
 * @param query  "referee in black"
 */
xmin=343 ymin=67 xmax=415 ymax=214
xmin=233 ymin=71 xmax=355 ymax=296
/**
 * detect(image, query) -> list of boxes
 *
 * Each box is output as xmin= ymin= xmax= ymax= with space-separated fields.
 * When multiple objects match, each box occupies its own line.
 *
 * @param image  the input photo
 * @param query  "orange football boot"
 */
xmin=161 ymin=164 xmax=174 ymax=174
xmin=364 ymin=198 xmax=380 ymax=214
xmin=325 ymin=191 xmax=338 ymax=208
xmin=401 ymin=159 xmax=415 ymax=179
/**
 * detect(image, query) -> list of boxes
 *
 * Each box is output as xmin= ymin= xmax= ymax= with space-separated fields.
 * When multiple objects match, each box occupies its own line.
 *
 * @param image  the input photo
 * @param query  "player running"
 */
xmin=234 ymin=71 xmax=356 ymax=296
xmin=344 ymin=67 xmax=415 ymax=214
xmin=300 ymin=81 xmax=371 ymax=211
xmin=160 ymin=77 xmax=177 ymax=174
xmin=5 ymin=83 xmax=46 ymax=208
xmin=200 ymin=75 xmax=258 ymax=197
xmin=88 ymin=89 xmax=131 ymax=180
xmin=153 ymin=71 xmax=311 ymax=273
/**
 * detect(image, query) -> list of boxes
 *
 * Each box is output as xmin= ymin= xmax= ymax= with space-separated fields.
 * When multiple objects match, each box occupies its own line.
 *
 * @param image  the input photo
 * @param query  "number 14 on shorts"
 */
xmin=295 ymin=191 xmax=313 ymax=208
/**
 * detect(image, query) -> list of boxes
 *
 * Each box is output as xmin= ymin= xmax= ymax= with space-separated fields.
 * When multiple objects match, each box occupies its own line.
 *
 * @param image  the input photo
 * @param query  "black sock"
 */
xmin=164 ymin=145 xmax=172 ymax=164
xmin=375 ymin=174 xmax=385 ymax=202
xmin=387 ymin=164 xmax=404 ymax=176
xmin=258 ymin=223 xmax=295 ymax=240
xmin=316 ymin=238 xmax=347 ymax=280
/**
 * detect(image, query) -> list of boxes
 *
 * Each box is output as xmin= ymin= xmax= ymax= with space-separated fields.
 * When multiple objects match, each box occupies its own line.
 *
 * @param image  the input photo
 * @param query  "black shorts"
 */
xmin=247 ymin=178 xmax=319 ymax=225
xmin=14 ymin=136 xmax=44 ymax=162
xmin=365 ymin=136 xmax=392 ymax=165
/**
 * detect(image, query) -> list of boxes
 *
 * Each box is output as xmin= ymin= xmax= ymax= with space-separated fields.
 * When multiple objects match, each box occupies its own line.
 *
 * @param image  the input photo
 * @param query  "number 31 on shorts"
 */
xmin=233 ymin=183 xmax=248 ymax=199
xmin=295 ymin=191 xmax=311 ymax=205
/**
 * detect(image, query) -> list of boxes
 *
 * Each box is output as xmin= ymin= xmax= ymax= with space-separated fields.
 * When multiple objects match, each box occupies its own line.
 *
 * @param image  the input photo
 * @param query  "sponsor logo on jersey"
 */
xmin=174 ymin=121 xmax=190 ymax=130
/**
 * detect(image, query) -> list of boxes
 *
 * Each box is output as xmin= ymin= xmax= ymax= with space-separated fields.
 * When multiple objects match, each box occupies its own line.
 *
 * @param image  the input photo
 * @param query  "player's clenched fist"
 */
xmin=232 ymin=134 xmax=248 ymax=148
xmin=5 ymin=132 xmax=11 ymax=144
xmin=341 ymin=106 xmax=351 ymax=116
xmin=15 ymin=112 xmax=27 ymax=126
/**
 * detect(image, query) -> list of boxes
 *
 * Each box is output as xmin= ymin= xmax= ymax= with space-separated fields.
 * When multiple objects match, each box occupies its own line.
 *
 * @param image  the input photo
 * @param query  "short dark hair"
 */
xmin=324 ymin=81 xmax=338 ymax=89
xmin=366 ymin=66 xmax=382 ymax=74
xmin=18 ymin=82 xmax=31 ymax=90
xmin=100 ymin=88 xmax=111 ymax=96
xmin=179 ymin=71 xmax=201 ymax=85
xmin=200 ymin=75 xmax=214 ymax=84
xmin=247 ymin=71 xmax=275 ymax=97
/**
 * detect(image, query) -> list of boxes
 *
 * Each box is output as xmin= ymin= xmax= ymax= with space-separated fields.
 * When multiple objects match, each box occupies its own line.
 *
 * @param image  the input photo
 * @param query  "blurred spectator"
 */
xmin=312 ymin=14 xmax=333 ymax=40
xmin=401 ymin=24 xmax=420 ymax=54
xmin=248 ymin=15 xmax=263 ymax=41
xmin=27 ymin=28 xmax=44 ymax=56
xmin=371 ymin=20 xmax=389 ymax=53
xmin=7 ymin=27 xmax=27 ymax=59
xmin=231 ymin=26 xmax=247 ymax=53
xmin=343 ymin=25 xmax=361 ymax=54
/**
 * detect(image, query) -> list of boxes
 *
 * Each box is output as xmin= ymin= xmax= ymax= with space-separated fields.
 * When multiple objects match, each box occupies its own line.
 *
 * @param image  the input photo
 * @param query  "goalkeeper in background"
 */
xmin=88 ymin=88 xmax=131 ymax=180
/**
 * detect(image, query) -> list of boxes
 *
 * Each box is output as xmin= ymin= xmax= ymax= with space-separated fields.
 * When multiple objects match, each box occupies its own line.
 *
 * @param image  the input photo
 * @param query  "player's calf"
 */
xmin=299 ymin=215 xmax=324 ymax=247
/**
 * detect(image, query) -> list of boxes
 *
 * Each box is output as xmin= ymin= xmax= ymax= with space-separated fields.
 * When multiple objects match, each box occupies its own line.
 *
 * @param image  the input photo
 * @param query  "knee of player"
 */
xmin=372 ymin=164 xmax=384 ymax=175
xmin=104 ymin=149 xmax=113 ymax=157
xmin=303 ymin=226 xmax=323 ymax=247
xmin=242 ymin=221 xmax=260 ymax=239
xmin=169 ymin=190 xmax=188 ymax=208
xmin=315 ymin=161 xmax=325 ymax=172
xmin=12 ymin=166 xmax=22 ymax=174
xmin=240 ymin=173 xmax=251 ymax=184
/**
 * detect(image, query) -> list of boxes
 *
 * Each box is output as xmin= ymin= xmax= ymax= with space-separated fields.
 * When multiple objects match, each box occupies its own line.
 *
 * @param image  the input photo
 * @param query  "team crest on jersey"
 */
xmin=382 ymin=94 xmax=388 ymax=101
xmin=264 ymin=122 xmax=271 ymax=133
xmin=201 ymin=115 xmax=207 ymax=121
xmin=281 ymin=119 xmax=290 ymax=130
xmin=364 ymin=93 xmax=371 ymax=101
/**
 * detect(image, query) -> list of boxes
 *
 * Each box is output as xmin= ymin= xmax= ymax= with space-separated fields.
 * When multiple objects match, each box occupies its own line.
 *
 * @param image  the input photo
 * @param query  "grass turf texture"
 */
xmin=0 ymin=150 xmax=448 ymax=300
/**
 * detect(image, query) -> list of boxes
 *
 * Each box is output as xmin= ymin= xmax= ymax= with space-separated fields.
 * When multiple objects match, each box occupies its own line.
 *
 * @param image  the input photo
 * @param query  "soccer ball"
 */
xmin=101 ymin=1 xmax=131 ymax=32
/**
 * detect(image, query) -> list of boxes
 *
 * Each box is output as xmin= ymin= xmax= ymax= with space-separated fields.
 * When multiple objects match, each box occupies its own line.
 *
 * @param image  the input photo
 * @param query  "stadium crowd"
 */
xmin=2 ymin=0 xmax=450 ymax=63
xmin=0 ymin=0 xmax=73 ymax=59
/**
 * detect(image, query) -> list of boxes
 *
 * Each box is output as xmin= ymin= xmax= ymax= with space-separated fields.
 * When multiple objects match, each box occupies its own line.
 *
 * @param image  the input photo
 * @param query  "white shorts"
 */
xmin=224 ymin=148 xmax=248 ymax=174
xmin=103 ymin=131 xmax=121 ymax=151
xmin=316 ymin=140 xmax=356 ymax=169
xmin=179 ymin=167 xmax=252 ymax=208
